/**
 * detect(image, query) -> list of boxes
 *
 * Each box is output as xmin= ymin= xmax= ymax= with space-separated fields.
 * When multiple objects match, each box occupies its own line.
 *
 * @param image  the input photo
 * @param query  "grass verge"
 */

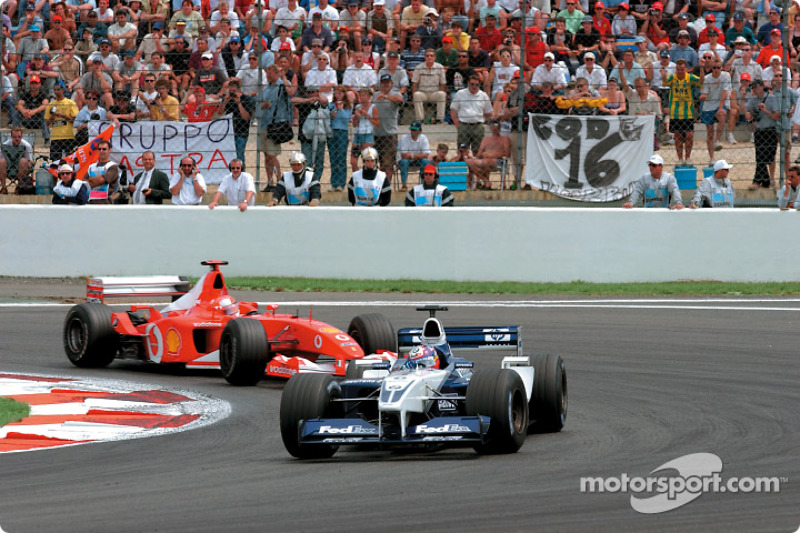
xmin=0 ymin=397 xmax=30 ymax=427
xmin=220 ymin=277 xmax=800 ymax=296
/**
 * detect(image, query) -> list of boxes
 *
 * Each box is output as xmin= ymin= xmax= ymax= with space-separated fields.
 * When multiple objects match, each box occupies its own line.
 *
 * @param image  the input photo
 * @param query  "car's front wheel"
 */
xmin=219 ymin=318 xmax=270 ymax=386
xmin=280 ymin=374 xmax=342 ymax=459
xmin=466 ymin=368 xmax=528 ymax=454
xmin=63 ymin=303 xmax=119 ymax=368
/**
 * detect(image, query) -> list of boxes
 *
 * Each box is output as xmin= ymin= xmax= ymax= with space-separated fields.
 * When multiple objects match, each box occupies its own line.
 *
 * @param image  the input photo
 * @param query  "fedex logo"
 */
xmin=318 ymin=425 xmax=377 ymax=435
xmin=415 ymin=424 xmax=471 ymax=434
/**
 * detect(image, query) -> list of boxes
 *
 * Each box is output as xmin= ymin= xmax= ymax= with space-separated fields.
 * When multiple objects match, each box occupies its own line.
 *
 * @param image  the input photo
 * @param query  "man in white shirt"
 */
xmin=396 ymin=120 xmax=430 ymax=190
xmin=169 ymin=156 xmax=207 ymax=205
xmin=531 ymin=52 xmax=567 ymax=92
xmin=208 ymin=159 xmax=256 ymax=211
xmin=273 ymin=0 xmax=306 ymax=38
xmin=574 ymin=52 xmax=607 ymax=92
xmin=308 ymin=0 xmax=339 ymax=31
xmin=107 ymin=10 xmax=139 ymax=53
xmin=342 ymin=51 xmax=378 ymax=101
xmin=304 ymin=52 xmax=337 ymax=102
xmin=450 ymin=73 xmax=493 ymax=153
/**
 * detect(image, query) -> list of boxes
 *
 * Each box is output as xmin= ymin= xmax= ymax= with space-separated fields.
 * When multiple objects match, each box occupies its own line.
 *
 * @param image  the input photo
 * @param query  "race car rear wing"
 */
xmin=86 ymin=276 xmax=190 ymax=303
xmin=397 ymin=326 xmax=522 ymax=356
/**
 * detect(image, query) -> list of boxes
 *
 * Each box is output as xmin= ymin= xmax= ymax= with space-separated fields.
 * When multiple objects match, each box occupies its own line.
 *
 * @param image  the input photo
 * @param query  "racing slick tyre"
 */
xmin=529 ymin=354 xmax=567 ymax=433
xmin=280 ymin=374 xmax=342 ymax=459
xmin=347 ymin=313 xmax=397 ymax=355
xmin=63 ymin=303 xmax=120 ymax=368
xmin=345 ymin=360 xmax=367 ymax=380
xmin=219 ymin=318 xmax=270 ymax=386
xmin=466 ymin=368 xmax=528 ymax=454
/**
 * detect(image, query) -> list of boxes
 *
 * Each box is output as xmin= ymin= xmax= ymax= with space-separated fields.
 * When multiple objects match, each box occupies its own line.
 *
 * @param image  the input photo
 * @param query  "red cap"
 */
xmin=339 ymin=26 xmax=349 ymax=32
xmin=442 ymin=35 xmax=453 ymax=42
xmin=194 ymin=85 xmax=205 ymax=93
xmin=704 ymin=13 xmax=715 ymax=21
xmin=651 ymin=1 xmax=663 ymax=10
xmin=279 ymin=41 xmax=291 ymax=50
xmin=618 ymin=2 xmax=629 ymax=8
xmin=512 ymin=70 xmax=520 ymax=78
xmin=525 ymin=26 xmax=540 ymax=33
xmin=771 ymin=28 xmax=781 ymax=34
xmin=740 ymin=72 xmax=751 ymax=81
xmin=29 ymin=75 xmax=41 ymax=83
xmin=423 ymin=164 xmax=437 ymax=174
xmin=594 ymin=1 xmax=604 ymax=8
xmin=53 ymin=15 xmax=63 ymax=22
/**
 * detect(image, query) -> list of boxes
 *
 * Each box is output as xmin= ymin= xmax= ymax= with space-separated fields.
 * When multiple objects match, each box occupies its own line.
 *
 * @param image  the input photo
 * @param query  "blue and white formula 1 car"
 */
xmin=280 ymin=306 xmax=567 ymax=458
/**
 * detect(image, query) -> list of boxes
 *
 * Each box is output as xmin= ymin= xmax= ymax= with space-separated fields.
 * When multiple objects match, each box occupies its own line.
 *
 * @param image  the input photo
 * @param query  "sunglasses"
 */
xmin=63 ymin=48 xmax=73 ymax=51
xmin=180 ymin=163 xmax=194 ymax=167
xmin=87 ymin=96 xmax=98 ymax=100
xmin=98 ymin=148 xmax=109 ymax=151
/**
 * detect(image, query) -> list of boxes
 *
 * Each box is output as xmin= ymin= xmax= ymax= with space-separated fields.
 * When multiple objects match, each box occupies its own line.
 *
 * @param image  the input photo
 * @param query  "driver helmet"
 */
xmin=215 ymin=296 xmax=239 ymax=316
xmin=289 ymin=151 xmax=306 ymax=166
xmin=361 ymin=147 xmax=378 ymax=162
xmin=406 ymin=345 xmax=440 ymax=370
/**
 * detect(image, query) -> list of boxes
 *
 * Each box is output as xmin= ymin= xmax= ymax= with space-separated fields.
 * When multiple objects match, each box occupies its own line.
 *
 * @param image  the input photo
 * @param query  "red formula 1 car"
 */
xmin=63 ymin=261 xmax=397 ymax=385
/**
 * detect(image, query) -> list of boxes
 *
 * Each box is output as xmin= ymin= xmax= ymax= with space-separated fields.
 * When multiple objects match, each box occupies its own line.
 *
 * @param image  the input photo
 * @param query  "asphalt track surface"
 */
xmin=1 ymin=288 xmax=799 ymax=532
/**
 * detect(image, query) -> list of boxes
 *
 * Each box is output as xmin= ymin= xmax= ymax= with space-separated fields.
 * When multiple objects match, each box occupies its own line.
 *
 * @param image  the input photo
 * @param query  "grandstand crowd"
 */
xmin=2 ymin=0 xmax=800 ymax=198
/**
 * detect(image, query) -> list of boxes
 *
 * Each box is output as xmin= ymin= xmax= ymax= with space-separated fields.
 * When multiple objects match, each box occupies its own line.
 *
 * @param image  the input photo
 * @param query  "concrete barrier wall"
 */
xmin=1 ymin=205 xmax=796 ymax=282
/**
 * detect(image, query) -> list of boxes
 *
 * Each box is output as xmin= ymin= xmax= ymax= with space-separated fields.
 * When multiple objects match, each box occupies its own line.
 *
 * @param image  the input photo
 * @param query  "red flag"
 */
xmin=60 ymin=125 xmax=115 ymax=181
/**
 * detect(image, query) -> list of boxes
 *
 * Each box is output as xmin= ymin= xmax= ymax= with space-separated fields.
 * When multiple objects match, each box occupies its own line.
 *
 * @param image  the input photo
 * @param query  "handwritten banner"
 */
xmin=525 ymin=114 xmax=655 ymax=202
xmin=89 ymin=117 xmax=237 ymax=184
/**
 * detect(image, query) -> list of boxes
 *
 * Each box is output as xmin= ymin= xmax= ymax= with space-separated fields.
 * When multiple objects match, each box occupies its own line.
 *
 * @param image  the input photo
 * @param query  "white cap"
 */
xmin=426 ymin=8 xmax=438 ymax=16
xmin=373 ymin=0 xmax=385 ymax=4
xmin=544 ymin=51 xmax=555 ymax=60
xmin=58 ymin=163 xmax=74 ymax=173
xmin=584 ymin=51 xmax=595 ymax=60
xmin=713 ymin=159 xmax=732 ymax=171
xmin=648 ymin=154 xmax=664 ymax=166
xmin=201 ymin=51 xmax=213 ymax=59
xmin=770 ymin=54 xmax=782 ymax=63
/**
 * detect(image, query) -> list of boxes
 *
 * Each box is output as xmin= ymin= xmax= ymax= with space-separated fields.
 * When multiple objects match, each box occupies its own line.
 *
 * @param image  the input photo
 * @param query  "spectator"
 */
xmin=271 ymin=26 xmax=296 ymax=54
xmin=728 ymin=72 xmax=752 ymax=145
xmin=397 ymin=120 xmax=430 ymax=190
xmin=378 ymin=50 xmax=410 ymax=103
xmin=293 ymin=85 xmax=329 ymax=185
xmin=698 ymin=28 xmax=726 ymax=61
xmin=412 ymin=48 xmax=446 ymax=122
xmin=170 ymin=0 xmax=203 ymax=37
xmin=259 ymin=64 xmax=293 ymax=191
xmin=51 ymin=43 xmax=83 ymax=96
xmin=272 ymin=0 xmax=306 ymax=41
xmin=521 ymin=28 xmax=547 ymax=81
xmin=531 ymin=51 xmax=567 ymax=92
xmin=502 ymin=72 xmax=533 ymax=184
xmin=474 ymin=12 xmax=503 ymax=53
xmin=642 ymin=2 xmax=669 ymax=50
xmin=16 ymin=23 xmax=49 ymax=78
xmin=193 ymin=50 xmax=228 ymax=99
xmin=107 ymin=90 xmax=136 ymax=127
xmin=466 ymin=119 xmax=510 ymax=189
xmin=343 ymin=50 xmax=378 ymax=101
xmin=668 ymin=13 xmax=697 ymax=48
xmin=0 ymin=127 xmax=32 ymax=195
xmin=690 ymin=159 xmax=734 ymax=207
xmin=547 ymin=16 xmax=575 ymax=71
xmin=415 ymin=9 xmax=442 ymax=50
xmin=575 ymin=51 xmax=607 ymax=92
xmin=486 ymin=47 xmax=519 ymax=98
xmin=778 ymin=165 xmax=800 ymax=209
xmin=451 ymin=74 xmax=492 ymax=154
xmin=93 ymin=39 xmax=121 ymax=73
xmin=351 ymin=87 xmax=379 ymax=171
xmin=107 ymin=9 xmax=138 ymax=53
xmin=77 ymin=12 xmax=108 ymax=46
xmin=16 ymin=74 xmax=50 ymax=146
xmin=208 ymin=158 xmax=256 ymax=211
xmin=138 ymin=0 xmax=169 ymax=38
xmin=573 ymin=15 xmax=601 ymax=66
xmin=301 ymin=13 xmax=334 ymax=52
xmin=308 ymin=0 xmax=339 ymax=31
xmin=757 ymin=30 xmax=785 ymax=70
xmin=134 ymin=72 xmax=158 ymax=119
xmin=115 ymin=50 xmax=143 ymax=98
xmin=165 ymin=37 xmax=192 ymax=94
xmin=44 ymin=15 xmax=71 ymax=52
xmin=210 ymin=1 xmax=239 ymax=34
xmin=405 ymin=163 xmax=454 ymax=206
xmin=665 ymin=58 xmax=703 ymax=166
xmin=557 ymin=0 xmax=585 ymax=34
xmin=23 ymin=53 xmax=58 ymax=94
xmin=725 ymin=12 xmax=756 ymax=48
xmin=402 ymin=34 xmax=427 ymax=74
xmin=399 ymin=0 xmax=430 ymax=49
xmin=75 ymin=55 xmax=114 ymax=109
xmin=181 ymin=86 xmax=219 ymax=121
xmin=435 ymin=35 xmax=458 ymax=68
xmin=145 ymin=52 xmax=175 ymax=89
xmin=328 ymin=85 xmax=352 ymax=192
xmin=622 ymin=74 xmax=662 ymax=147
xmin=148 ymin=79 xmax=179 ymax=120
xmin=623 ymin=154 xmax=684 ymax=208
xmin=756 ymin=6 xmax=783 ymax=47
xmin=215 ymin=78 xmax=254 ymax=162
xmin=611 ymin=2 xmax=637 ymax=38
xmin=339 ymin=1 xmax=366 ymax=50
xmin=138 ymin=22 xmax=169 ymax=64
xmin=430 ymin=142 xmax=450 ymax=165
xmin=169 ymin=156 xmax=207 ymax=205
xmin=304 ymin=52 xmax=337 ymax=102
xmin=45 ymin=82 xmax=78 ymax=161
xmin=52 ymin=163 xmax=89 ymax=205
xmin=168 ymin=20 xmax=194 ymax=51
xmin=699 ymin=58 xmax=730 ymax=167
xmin=269 ymin=151 xmax=322 ymax=206
xmin=367 ymin=0 xmax=394 ymax=52
xmin=73 ymin=90 xmax=107 ymax=145
xmin=74 ymin=28 xmax=99 ymax=66
xmin=371 ymin=74 xmax=403 ymax=185
xmin=128 ymin=150 xmax=171 ymax=204
xmin=771 ymin=71 xmax=797 ymax=175
xmin=93 ymin=0 xmax=114 ymax=24
xmin=85 ymin=139 xmax=119 ymax=204
xmin=568 ymin=75 xmax=603 ymax=114
xmin=1 ymin=69 xmax=21 ymax=127
xmin=348 ymin=147 xmax=391 ymax=205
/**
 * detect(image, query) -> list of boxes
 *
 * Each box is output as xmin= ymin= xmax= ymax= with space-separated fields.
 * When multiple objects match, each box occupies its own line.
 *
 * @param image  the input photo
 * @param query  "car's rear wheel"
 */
xmin=347 ymin=313 xmax=396 ymax=355
xmin=345 ymin=360 xmax=367 ymax=380
xmin=219 ymin=318 xmax=270 ymax=386
xmin=280 ymin=374 xmax=342 ymax=459
xmin=466 ymin=368 xmax=528 ymax=454
xmin=63 ymin=303 xmax=119 ymax=368
xmin=529 ymin=354 xmax=567 ymax=433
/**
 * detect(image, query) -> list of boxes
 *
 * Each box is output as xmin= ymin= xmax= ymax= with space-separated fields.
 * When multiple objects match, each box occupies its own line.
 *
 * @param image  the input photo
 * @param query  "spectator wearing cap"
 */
xmin=696 ymin=13 xmax=718 ymax=46
xmin=405 ymin=163 xmax=454 ymax=206
xmin=668 ymin=30 xmax=698 ymax=72
xmin=23 ymin=53 xmax=58 ymax=94
xmin=546 ymin=17 xmax=575 ymax=72
xmin=415 ymin=9 xmax=442 ymax=51
xmin=575 ymin=51 xmax=608 ymax=91
xmin=210 ymin=1 xmax=239 ymax=34
xmin=360 ymin=38 xmax=381 ymax=72
xmin=445 ymin=48 xmax=475 ymax=112
xmin=378 ymin=50 xmax=410 ymax=102
xmin=271 ymin=26 xmax=296 ymax=53
xmin=697 ymin=26 xmax=726 ymax=61
xmin=93 ymin=0 xmax=114 ymax=24
xmin=16 ymin=23 xmax=49 ymax=78
xmin=219 ymin=34 xmax=246 ymax=79
xmin=106 ymin=89 xmax=136 ymax=126
xmin=435 ymin=35 xmax=458 ymax=67
xmin=756 ymin=30 xmax=785 ymax=68
xmin=181 ymin=85 xmax=220 ymax=121
xmin=44 ymin=14 xmax=71 ymax=53
xmin=399 ymin=0 xmax=430 ymax=49
xmin=727 ymin=38 xmax=761 ymax=90
xmin=366 ymin=0 xmax=394 ymax=52
xmin=592 ymin=2 xmax=612 ymax=39
xmin=532 ymin=51 xmax=568 ymax=92
xmin=137 ymin=21 xmax=168 ymax=63
xmin=668 ymin=13 xmax=697 ymax=48
xmin=107 ymin=9 xmax=137 ymax=53
xmin=760 ymin=54 xmax=790 ymax=87
xmin=77 ymin=12 xmax=109 ymax=46
xmin=309 ymin=0 xmax=340 ymax=32
xmin=573 ymin=14 xmax=601 ymax=66
xmin=660 ymin=0 xmax=691 ymax=32
xmin=93 ymin=39 xmax=121 ymax=73
xmin=165 ymin=36 xmax=192 ymax=94
xmin=192 ymin=26 xmax=217 ymax=55
xmin=45 ymin=81 xmax=78 ymax=160
xmin=168 ymin=19 xmax=194 ymax=50
xmin=477 ymin=0 xmax=505 ymax=29
xmin=74 ymin=54 xmax=113 ymax=108
xmin=138 ymin=0 xmax=170 ymax=37
xmin=641 ymin=2 xmax=669 ymax=48
xmin=521 ymin=28 xmax=547 ymax=79
xmin=611 ymin=2 xmax=637 ymax=38
xmin=52 ymin=163 xmax=90 ymax=205
xmin=169 ymin=0 xmax=203 ymax=37
xmin=74 ymin=28 xmax=99 ymax=65
xmin=746 ymin=78 xmax=779 ymax=186
xmin=633 ymin=36 xmax=657 ymax=79
xmin=193 ymin=49 xmax=228 ymax=99
xmin=756 ymin=6 xmax=783 ymax=46
xmin=474 ymin=12 xmax=503 ymax=53
xmin=371 ymin=73 xmax=404 ymax=185
xmin=15 ymin=5 xmax=44 ymax=47
xmin=301 ymin=13 xmax=334 ymax=52
xmin=725 ymin=12 xmax=756 ymax=48
xmin=397 ymin=120 xmax=430 ymax=189
xmin=339 ymin=0 xmax=367 ymax=50
xmin=556 ymin=0 xmax=584 ymax=35
xmin=450 ymin=73 xmax=492 ymax=153
xmin=188 ymin=38 xmax=216 ymax=76
xmin=412 ymin=48 xmax=447 ymax=122
xmin=624 ymin=154 xmax=684 ymax=208
xmin=402 ymin=34 xmax=427 ymax=74
xmin=690 ymin=159 xmax=734 ymax=207
xmin=16 ymin=74 xmax=50 ymax=145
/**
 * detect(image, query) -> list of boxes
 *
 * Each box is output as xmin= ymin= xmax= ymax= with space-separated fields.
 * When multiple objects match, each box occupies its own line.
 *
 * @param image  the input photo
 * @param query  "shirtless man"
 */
xmin=466 ymin=119 xmax=510 ymax=190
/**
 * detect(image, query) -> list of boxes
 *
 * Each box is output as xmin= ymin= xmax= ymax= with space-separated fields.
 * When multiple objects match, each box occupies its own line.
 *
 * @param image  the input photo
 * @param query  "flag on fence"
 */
xmin=58 ymin=125 xmax=115 ymax=182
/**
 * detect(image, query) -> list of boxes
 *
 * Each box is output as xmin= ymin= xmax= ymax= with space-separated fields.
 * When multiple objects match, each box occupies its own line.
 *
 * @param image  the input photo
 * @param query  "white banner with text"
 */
xmin=525 ymin=114 xmax=655 ymax=202
xmin=89 ymin=117 xmax=237 ymax=184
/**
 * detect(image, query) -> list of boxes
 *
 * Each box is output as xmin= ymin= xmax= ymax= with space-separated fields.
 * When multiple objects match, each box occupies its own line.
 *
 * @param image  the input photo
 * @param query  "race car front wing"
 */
xmin=299 ymin=416 xmax=490 ymax=446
